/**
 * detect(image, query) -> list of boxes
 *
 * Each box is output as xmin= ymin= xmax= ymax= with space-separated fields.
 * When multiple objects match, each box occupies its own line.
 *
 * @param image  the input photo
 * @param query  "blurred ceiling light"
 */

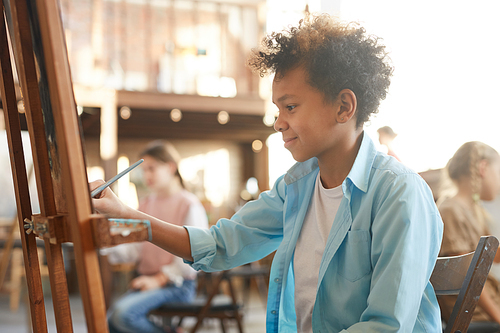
xmin=170 ymin=108 xmax=182 ymax=122
xmin=240 ymin=189 xmax=252 ymax=201
xmin=252 ymin=139 xmax=263 ymax=153
xmin=120 ymin=106 xmax=132 ymax=120
xmin=217 ymin=110 xmax=229 ymax=125
xmin=263 ymin=113 xmax=275 ymax=127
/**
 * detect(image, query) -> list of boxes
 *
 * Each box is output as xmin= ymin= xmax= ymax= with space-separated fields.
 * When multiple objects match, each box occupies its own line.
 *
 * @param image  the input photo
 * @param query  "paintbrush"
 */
xmin=91 ymin=159 xmax=144 ymax=198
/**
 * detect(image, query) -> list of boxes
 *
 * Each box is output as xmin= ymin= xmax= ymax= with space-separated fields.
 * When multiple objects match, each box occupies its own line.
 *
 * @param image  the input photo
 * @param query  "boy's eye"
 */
xmin=286 ymin=105 xmax=296 ymax=111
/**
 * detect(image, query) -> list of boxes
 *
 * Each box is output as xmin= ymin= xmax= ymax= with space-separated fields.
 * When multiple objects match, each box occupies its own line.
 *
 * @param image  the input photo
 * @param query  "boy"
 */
xmin=92 ymin=14 xmax=443 ymax=332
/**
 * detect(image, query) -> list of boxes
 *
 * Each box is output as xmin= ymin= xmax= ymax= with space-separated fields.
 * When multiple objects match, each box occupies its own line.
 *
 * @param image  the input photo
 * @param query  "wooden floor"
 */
xmin=0 ymin=283 xmax=267 ymax=333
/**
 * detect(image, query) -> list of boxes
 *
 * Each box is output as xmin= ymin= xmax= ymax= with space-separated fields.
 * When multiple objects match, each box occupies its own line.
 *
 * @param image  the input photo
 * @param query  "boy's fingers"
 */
xmin=89 ymin=180 xmax=106 ymax=198
xmin=89 ymin=179 xmax=105 ymax=191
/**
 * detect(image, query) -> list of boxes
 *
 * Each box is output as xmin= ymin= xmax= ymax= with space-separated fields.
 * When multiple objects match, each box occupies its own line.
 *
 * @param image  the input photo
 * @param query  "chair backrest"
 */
xmin=149 ymin=270 xmax=244 ymax=333
xmin=430 ymin=235 xmax=499 ymax=333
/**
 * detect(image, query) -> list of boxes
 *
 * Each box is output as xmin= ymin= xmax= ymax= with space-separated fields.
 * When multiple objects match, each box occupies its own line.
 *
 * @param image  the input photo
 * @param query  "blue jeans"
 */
xmin=108 ymin=279 xmax=196 ymax=333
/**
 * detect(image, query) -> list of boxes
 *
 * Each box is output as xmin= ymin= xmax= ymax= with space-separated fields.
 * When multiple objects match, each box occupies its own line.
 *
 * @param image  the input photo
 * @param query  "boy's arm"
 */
xmin=91 ymin=176 xmax=286 ymax=271
xmin=91 ymin=179 xmax=194 ymax=261
xmin=186 ymin=176 xmax=287 ymax=272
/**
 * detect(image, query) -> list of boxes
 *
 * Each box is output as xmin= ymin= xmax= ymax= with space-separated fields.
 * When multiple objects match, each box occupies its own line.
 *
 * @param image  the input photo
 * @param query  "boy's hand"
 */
xmin=89 ymin=179 xmax=129 ymax=218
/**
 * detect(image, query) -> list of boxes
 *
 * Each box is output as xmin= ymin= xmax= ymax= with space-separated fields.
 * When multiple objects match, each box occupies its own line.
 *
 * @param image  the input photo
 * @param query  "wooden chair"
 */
xmin=430 ymin=235 xmax=499 ymax=333
xmin=150 ymin=270 xmax=243 ymax=333
xmin=0 ymin=237 xmax=48 ymax=312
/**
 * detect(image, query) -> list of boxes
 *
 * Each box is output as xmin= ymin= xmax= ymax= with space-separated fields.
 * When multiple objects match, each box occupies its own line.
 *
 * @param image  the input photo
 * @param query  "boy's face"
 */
xmin=272 ymin=66 xmax=345 ymax=163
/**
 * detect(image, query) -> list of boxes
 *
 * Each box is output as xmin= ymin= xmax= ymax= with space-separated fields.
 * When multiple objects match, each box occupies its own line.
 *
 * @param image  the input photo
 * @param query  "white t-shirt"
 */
xmin=294 ymin=172 xmax=343 ymax=332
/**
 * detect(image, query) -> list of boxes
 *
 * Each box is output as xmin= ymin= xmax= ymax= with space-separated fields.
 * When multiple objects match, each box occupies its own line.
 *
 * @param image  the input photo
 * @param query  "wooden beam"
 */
xmin=81 ymin=108 xmax=275 ymax=143
xmin=116 ymin=90 xmax=266 ymax=115
xmin=74 ymin=86 xmax=267 ymax=116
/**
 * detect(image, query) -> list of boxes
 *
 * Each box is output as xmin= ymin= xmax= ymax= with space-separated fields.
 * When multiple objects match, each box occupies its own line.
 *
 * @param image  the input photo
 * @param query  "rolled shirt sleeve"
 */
xmin=185 ymin=175 xmax=287 ymax=272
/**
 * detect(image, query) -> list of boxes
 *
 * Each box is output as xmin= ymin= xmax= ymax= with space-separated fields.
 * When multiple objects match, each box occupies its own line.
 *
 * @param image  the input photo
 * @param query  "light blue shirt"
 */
xmin=185 ymin=133 xmax=443 ymax=332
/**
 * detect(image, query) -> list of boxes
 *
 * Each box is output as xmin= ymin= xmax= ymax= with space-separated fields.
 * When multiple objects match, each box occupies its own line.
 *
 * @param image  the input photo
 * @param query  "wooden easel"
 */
xmin=0 ymin=0 xmax=150 ymax=332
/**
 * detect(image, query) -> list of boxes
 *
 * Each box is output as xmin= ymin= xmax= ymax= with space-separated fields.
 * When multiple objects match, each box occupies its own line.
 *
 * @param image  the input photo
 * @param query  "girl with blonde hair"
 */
xmin=438 ymin=141 xmax=500 ymax=332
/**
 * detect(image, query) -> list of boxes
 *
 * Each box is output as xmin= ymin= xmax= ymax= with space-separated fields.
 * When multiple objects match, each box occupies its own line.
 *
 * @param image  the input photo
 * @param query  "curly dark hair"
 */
xmin=248 ymin=14 xmax=393 ymax=128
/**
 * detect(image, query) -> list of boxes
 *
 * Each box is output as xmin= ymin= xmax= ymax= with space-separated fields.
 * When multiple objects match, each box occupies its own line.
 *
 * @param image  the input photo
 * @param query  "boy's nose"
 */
xmin=273 ymin=114 xmax=288 ymax=132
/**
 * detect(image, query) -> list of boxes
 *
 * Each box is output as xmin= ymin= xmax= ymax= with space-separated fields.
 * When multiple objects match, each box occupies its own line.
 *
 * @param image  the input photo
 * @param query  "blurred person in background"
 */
xmin=438 ymin=141 xmax=500 ymax=333
xmin=484 ymin=192 xmax=500 ymax=281
xmin=377 ymin=125 xmax=401 ymax=162
xmin=107 ymin=140 xmax=208 ymax=333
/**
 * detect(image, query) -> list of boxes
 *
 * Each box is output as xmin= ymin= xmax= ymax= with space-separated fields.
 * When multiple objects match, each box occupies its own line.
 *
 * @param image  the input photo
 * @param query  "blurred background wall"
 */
xmin=2 ymin=0 xmax=499 ymax=223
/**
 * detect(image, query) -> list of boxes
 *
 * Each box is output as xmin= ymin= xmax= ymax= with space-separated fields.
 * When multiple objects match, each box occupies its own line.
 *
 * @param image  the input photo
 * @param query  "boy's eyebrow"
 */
xmin=274 ymin=94 xmax=294 ymax=103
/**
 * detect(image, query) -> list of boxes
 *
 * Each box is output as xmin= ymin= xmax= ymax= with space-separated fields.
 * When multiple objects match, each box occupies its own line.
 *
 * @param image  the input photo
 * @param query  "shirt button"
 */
xmin=271 ymin=310 xmax=277 ymax=314
xmin=274 ymin=278 xmax=280 ymax=283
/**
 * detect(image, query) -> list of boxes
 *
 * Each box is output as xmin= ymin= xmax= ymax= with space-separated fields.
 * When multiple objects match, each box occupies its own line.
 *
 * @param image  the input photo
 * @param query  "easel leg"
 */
xmin=0 ymin=1 xmax=48 ymax=331
xmin=44 ymin=240 xmax=74 ymax=332
xmin=99 ymin=253 xmax=113 ymax=310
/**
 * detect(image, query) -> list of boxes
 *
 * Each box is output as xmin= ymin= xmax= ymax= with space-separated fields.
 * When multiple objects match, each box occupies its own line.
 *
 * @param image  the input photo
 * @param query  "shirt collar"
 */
xmin=284 ymin=157 xmax=319 ymax=185
xmin=284 ymin=131 xmax=377 ymax=194
xmin=345 ymin=131 xmax=377 ymax=193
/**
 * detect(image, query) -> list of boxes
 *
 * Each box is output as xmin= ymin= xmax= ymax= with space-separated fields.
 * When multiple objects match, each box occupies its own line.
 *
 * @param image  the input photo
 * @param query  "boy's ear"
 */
xmin=336 ymin=89 xmax=357 ymax=124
